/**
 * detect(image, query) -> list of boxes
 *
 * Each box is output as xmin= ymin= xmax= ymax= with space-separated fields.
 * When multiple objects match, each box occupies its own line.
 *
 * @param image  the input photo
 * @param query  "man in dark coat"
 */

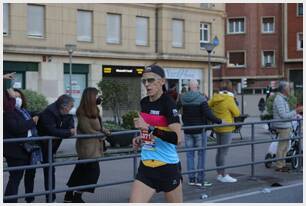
xmin=181 ymin=80 xmax=222 ymax=187
xmin=37 ymin=94 xmax=75 ymax=202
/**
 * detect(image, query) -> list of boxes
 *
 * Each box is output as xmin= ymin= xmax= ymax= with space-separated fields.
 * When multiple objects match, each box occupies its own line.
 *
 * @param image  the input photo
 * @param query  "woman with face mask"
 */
xmin=64 ymin=87 xmax=111 ymax=203
xmin=3 ymin=89 xmax=40 ymax=203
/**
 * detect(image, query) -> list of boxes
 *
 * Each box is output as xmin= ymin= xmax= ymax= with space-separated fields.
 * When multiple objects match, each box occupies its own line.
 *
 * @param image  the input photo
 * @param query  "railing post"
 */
xmin=201 ymin=128 xmax=207 ymax=185
xmin=250 ymin=123 xmax=256 ymax=180
xmin=133 ymin=150 xmax=137 ymax=178
xmin=297 ymin=119 xmax=302 ymax=172
xmin=48 ymin=137 xmax=53 ymax=203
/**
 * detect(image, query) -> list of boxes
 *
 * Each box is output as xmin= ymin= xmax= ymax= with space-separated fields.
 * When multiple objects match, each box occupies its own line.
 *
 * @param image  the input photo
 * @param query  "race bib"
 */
xmin=140 ymin=129 xmax=156 ymax=151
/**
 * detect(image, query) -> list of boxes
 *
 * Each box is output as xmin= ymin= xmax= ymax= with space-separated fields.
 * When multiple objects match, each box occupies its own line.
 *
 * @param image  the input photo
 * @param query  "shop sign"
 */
xmin=164 ymin=68 xmax=203 ymax=80
xmin=103 ymin=65 xmax=144 ymax=77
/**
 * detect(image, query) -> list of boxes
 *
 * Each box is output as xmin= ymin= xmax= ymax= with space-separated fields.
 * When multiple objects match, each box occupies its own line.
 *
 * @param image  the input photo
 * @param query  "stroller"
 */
xmin=264 ymin=118 xmax=302 ymax=169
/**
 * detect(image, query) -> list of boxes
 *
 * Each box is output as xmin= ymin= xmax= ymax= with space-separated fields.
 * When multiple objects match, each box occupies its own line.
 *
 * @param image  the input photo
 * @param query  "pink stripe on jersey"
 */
xmin=140 ymin=112 xmax=168 ymax=127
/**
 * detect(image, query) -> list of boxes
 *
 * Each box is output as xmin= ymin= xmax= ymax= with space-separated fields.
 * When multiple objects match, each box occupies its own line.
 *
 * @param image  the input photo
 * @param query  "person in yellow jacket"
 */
xmin=208 ymin=81 xmax=240 ymax=183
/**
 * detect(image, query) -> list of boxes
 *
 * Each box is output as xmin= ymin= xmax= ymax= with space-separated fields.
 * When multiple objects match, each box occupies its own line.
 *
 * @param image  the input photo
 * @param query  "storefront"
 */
xmin=63 ymin=63 xmax=89 ymax=108
xmin=164 ymin=67 xmax=204 ymax=94
xmin=3 ymin=61 xmax=39 ymax=90
xmin=102 ymin=65 xmax=145 ymax=116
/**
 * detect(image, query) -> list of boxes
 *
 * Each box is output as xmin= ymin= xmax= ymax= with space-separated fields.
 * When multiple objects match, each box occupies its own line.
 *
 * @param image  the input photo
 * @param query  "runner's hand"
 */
xmin=133 ymin=114 xmax=149 ymax=130
xmin=132 ymin=136 xmax=142 ymax=150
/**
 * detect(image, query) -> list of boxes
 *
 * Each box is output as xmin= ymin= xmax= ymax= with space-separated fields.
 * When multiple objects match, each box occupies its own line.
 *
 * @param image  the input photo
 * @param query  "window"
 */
xmin=3 ymin=3 xmax=9 ymax=35
xmin=262 ymin=51 xmax=275 ymax=67
xmin=136 ymin=16 xmax=149 ymax=46
xmin=172 ymin=19 xmax=184 ymax=48
xmin=27 ymin=4 xmax=45 ymax=37
xmin=297 ymin=32 xmax=303 ymax=50
xmin=200 ymin=23 xmax=210 ymax=48
xmin=262 ymin=17 xmax=274 ymax=33
xmin=107 ymin=14 xmax=121 ymax=44
xmin=227 ymin=51 xmax=246 ymax=68
xmin=200 ymin=3 xmax=210 ymax=8
xmin=297 ymin=3 xmax=303 ymax=16
xmin=228 ymin=18 xmax=245 ymax=34
xmin=77 ymin=10 xmax=92 ymax=42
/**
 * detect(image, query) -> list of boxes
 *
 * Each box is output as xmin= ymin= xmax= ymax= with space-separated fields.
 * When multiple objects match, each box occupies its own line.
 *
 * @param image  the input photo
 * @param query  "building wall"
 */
xmin=286 ymin=3 xmax=303 ymax=60
xmin=213 ymin=3 xmax=284 ymax=92
xmin=4 ymin=3 xmax=226 ymax=119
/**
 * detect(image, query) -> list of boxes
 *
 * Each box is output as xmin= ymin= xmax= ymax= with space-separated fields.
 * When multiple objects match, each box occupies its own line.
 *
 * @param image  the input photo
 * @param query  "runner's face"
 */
xmin=142 ymin=73 xmax=164 ymax=97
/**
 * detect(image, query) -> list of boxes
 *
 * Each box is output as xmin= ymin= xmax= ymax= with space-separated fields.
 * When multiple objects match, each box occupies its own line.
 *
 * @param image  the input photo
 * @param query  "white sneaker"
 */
xmin=217 ymin=174 xmax=237 ymax=183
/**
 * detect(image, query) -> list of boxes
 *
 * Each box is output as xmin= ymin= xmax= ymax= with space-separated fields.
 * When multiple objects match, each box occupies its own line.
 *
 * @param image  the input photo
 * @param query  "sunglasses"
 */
xmin=141 ymin=77 xmax=161 ymax=85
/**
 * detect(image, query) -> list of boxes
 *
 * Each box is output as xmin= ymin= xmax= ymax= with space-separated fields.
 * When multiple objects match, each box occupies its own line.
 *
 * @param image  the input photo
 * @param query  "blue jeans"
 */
xmin=184 ymin=132 xmax=207 ymax=182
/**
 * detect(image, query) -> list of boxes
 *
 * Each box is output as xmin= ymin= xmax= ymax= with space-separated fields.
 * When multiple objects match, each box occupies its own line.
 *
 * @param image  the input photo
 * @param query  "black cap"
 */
xmin=143 ymin=64 xmax=165 ymax=78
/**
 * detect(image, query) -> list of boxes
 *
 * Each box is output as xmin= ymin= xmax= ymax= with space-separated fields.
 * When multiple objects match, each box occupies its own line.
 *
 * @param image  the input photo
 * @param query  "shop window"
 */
xmin=77 ymin=10 xmax=92 ymax=42
xmin=227 ymin=51 xmax=246 ymax=68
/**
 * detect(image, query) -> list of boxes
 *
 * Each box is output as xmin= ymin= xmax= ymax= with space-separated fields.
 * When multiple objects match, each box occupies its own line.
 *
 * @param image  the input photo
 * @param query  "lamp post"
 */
xmin=202 ymin=36 xmax=219 ymax=98
xmin=65 ymin=44 xmax=77 ymax=96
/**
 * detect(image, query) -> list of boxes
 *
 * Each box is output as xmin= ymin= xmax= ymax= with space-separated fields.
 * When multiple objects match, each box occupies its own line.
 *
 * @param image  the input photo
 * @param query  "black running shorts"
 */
xmin=135 ymin=161 xmax=182 ymax=193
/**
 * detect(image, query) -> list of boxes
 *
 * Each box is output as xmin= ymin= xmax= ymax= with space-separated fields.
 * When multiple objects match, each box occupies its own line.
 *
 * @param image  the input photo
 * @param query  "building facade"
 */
xmin=214 ymin=3 xmax=284 ymax=94
xmin=3 ymin=3 xmax=226 ymax=117
xmin=283 ymin=3 xmax=303 ymax=92
xmin=213 ymin=3 xmax=303 ymax=95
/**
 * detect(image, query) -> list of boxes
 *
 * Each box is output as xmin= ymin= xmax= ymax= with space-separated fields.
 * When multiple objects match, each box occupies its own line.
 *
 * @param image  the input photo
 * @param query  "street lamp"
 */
xmin=65 ymin=44 xmax=77 ymax=96
xmin=202 ymin=36 xmax=219 ymax=98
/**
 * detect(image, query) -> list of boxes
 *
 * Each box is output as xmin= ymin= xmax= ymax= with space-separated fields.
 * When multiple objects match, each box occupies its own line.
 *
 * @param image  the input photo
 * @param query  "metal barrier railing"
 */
xmin=3 ymin=118 xmax=303 ymax=202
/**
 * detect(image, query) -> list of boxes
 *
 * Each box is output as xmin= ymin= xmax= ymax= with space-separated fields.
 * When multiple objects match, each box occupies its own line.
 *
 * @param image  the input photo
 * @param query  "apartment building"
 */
xmin=283 ymin=3 xmax=303 ymax=92
xmin=3 ymin=3 xmax=226 ymax=115
xmin=213 ymin=3 xmax=283 ymax=94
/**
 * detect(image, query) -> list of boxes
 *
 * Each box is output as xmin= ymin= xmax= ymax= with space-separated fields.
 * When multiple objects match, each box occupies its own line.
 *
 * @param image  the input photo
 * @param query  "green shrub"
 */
xmin=103 ymin=121 xmax=125 ymax=131
xmin=122 ymin=111 xmax=139 ymax=129
xmin=22 ymin=89 xmax=48 ymax=113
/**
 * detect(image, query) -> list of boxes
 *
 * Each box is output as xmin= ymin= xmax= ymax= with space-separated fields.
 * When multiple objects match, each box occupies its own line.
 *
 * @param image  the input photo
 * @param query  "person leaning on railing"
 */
xmin=208 ymin=80 xmax=241 ymax=183
xmin=272 ymin=81 xmax=303 ymax=172
xmin=3 ymin=89 xmax=39 ymax=203
xmin=36 ymin=94 xmax=76 ymax=202
xmin=64 ymin=87 xmax=111 ymax=203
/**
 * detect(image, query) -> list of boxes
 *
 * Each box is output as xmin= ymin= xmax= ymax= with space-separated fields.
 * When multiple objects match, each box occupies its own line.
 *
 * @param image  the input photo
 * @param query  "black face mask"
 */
xmin=96 ymin=96 xmax=102 ymax=105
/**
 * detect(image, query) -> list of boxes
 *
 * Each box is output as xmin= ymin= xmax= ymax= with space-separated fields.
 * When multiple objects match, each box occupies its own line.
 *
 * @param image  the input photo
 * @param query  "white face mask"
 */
xmin=15 ymin=97 xmax=22 ymax=109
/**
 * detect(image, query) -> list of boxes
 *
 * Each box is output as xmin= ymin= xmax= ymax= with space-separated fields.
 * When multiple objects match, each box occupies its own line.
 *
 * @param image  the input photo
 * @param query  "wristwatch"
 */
xmin=148 ymin=125 xmax=155 ymax=134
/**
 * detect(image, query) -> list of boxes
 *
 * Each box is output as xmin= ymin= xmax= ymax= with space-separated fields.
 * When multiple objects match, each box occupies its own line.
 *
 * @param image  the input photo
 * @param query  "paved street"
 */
xmin=3 ymin=117 xmax=303 ymax=203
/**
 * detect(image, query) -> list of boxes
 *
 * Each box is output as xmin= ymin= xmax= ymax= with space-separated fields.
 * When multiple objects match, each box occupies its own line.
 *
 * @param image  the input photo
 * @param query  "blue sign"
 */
xmin=213 ymin=36 xmax=219 ymax=46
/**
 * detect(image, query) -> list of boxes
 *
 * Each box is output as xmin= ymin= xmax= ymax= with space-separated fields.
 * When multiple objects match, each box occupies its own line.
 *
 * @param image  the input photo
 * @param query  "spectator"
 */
xmin=130 ymin=65 xmax=183 ymax=203
xmin=272 ymin=81 xmax=303 ymax=172
xmin=37 ymin=94 xmax=75 ymax=202
xmin=208 ymin=80 xmax=240 ymax=183
xmin=3 ymin=89 xmax=40 ymax=203
xmin=258 ymin=97 xmax=266 ymax=114
xmin=64 ymin=88 xmax=110 ymax=203
xmin=166 ymin=83 xmax=178 ymax=102
xmin=181 ymin=80 xmax=222 ymax=187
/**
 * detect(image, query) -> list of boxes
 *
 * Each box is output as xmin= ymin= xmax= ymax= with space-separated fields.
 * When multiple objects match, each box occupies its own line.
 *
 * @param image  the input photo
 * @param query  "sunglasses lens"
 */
xmin=142 ymin=78 xmax=156 ymax=84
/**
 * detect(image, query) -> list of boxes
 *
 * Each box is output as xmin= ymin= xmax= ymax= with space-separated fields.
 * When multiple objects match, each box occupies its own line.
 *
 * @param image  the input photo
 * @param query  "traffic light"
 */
xmin=241 ymin=78 xmax=247 ymax=88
